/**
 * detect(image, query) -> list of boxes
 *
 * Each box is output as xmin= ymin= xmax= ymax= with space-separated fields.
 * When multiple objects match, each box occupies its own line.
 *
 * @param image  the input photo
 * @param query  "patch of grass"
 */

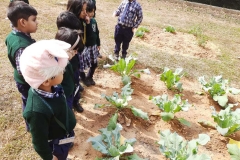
xmin=164 ymin=25 xmax=176 ymax=33
xmin=188 ymin=25 xmax=209 ymax=47
xmin=135 ymin=26 xmax=150 ymax=38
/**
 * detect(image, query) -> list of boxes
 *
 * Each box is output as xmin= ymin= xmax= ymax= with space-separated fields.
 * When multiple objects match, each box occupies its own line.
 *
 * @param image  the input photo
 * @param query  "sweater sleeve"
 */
xmin=96 ymin=22 xmax=100 ymax=46
xmin=133 ymin=4 xmax=143 ymax=28
xmin=25 ymin=111 xmax=53 ymax=160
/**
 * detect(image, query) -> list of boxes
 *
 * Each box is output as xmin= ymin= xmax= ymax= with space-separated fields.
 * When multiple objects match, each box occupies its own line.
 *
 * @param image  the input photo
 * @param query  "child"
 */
xmin=55 ymin=27 xmax=83 ymax=111
xmin=5 ymin=1 xmax=37 ymax=130
xmin=83 ymin=0 xmax=100 ymax=86
xmin=10 ymin=0 xmax=29 ymax=4
xmin=56 ymin=11 xmax=85 ymax=112
xmin=113 ymin=0 xmax=143 ymax=59
xmin=20 ymin=39 xmax=76 ymax=160
xmin=67 ymin=0 xmax=93 ymax=87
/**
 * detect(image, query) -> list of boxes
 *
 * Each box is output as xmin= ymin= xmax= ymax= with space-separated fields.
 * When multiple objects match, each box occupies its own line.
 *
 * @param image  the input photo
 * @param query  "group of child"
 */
xmin=5 ymin=0 xmax=143 ymax=159
xmin=5 ymin=0 xmax=100 ymax=159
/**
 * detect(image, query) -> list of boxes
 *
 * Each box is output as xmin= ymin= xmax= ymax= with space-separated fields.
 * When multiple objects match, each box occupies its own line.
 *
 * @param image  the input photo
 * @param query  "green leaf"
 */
xmin=107 ymin=113 xmax=118 ymax=131
xmin=131 ymin=107 xmax=149 ymax=120
xmin=119 ymin=144 xmax=134 ymax=154
xmin=160 ymin=112 xmax=174 ymax=121
xmin=229 ymin=88 xmax=240 ymax=95
xmin=197 ymin=134 xmax=210 ymax=145
xmin=227 ymin=144 xmax=240 ymax=160
xmin=126 ymin=153 xmax=145 ymax=160
xmin=213 ymin=95 xmax=228 ymax=107
xmin=125 ymin=59 xmax=136 ymax=75
xmin=178 ymin=118 xmax=191 ymax=127
xmin=122 ymin=75 xmax=131 ymax=85
xmin=94 ymin=104 xmax=105 ymax=109
xmin=108 ymin=145 xmax=120 ymax=157
xmin=87 ymin=135 xmax=108 ymax=154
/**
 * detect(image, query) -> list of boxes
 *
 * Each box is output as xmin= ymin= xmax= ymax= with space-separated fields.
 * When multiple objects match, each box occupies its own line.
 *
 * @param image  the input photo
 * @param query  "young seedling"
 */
xmin=227 ymin=144 xmax=240 ymax=160
xmin=95 ymin=83 xmax=149 ymax=124
xmin=164 ymin=25 xmax=176 ymax=34
xmin=135 ymin=26 xmax=150 ymax=38
xmin=160 ymin=67 xmax=184 ymax=92
xmin=149 ymin=94 xmax=191 ymax=126
xmin=211 ymin=105 xmax=240 ymax=136
xmin=199 ymin=76 xmax=240 ymax=108
xmin=158 ymin=130 xmax=211 ymax=160
xmin=110 ymin=55 xmax=150 ymax=85
xmin=87 ymin=114 xmax=145 ymax=160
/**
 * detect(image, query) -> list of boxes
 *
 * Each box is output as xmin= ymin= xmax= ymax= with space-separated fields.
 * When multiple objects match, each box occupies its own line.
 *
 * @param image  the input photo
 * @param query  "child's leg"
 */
xmin=49 ymin=131 xmax=75 ymax=160
xmin=73 ymin=70 xmax=84 ymax=113
xmin=122 ymin=27 xmax=134 ymax=58
xmin=114 ymin=24 xmax=124 ymax=57
xmin=16 ymin=82 xmax=30 ymax=130
xmin=87 ymin=62 xmax=97 ymax=85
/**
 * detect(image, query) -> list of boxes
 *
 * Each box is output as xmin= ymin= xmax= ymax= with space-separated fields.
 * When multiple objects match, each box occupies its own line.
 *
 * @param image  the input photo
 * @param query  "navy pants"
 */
xmin=73 ymin=70 xmax=81 ymax=106
xmin=48 ymin=131 xmax=75 ymax=160
xmin=114 ymin=24 xmax=134 ymax=57
xmin=16 ymin=81 xmax=30 ymax=130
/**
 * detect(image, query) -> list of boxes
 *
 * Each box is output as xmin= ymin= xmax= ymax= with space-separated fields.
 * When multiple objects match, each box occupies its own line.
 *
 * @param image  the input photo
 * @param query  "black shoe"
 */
xmin=114 ymin=53 xmax=119 ymax=61
xmin=88 ymin=78 xmax=96 ymax=85
xmin=73 ymin=103 xmax=84 ymax=113
xmin=82 ymin=78 xmax=91 ymax=87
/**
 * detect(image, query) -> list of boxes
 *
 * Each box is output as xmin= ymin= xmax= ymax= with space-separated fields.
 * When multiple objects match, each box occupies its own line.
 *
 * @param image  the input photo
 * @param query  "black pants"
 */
xmin=79 ymin=62 xmax=98 ymax=79
xmin=114 ymin=24 xmax=134 ymax=56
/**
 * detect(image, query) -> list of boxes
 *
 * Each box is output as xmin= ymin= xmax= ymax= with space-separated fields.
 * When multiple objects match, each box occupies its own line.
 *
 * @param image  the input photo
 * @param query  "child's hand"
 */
xmin=132 ymin=28 xmax=136 ymax=33
xmin=97 ymin=46 xmax=100 ymax=51
xmin=52 ymin=155 xmax=58 ymax=160
xmin=112 ymin=11 xmax=116 ymax=17
xmin=85 ymin=16 xmax=90 ymax=24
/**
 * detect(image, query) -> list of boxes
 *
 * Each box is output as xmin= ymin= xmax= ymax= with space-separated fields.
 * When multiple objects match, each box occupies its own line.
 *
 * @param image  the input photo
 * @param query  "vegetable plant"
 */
xmin=110 ymin=55 xmax=150 ymax=85
xmin=164 ymin=25 xmax=176 ymax=33
xmin=227 ymin=144 xmax=240 ymax=160
xmin=158 ymin=130 xmax=211 ymax=160
xmin=160 ymin=67 xmax=184 ymax=92
xmin=87 ymin=114 xmax=145 ymax=160
xmin=211 ymin=105 xmax=240 ymax=136
xmin=95 ymin=83 xmax=149 ymax=122
xmin=199 ymin=76 xmax=240 ymax=108
xmin=149 ymin=94 xmax=191 ymax=126
xmin=135 ymin=26 xmax=149 ymax=38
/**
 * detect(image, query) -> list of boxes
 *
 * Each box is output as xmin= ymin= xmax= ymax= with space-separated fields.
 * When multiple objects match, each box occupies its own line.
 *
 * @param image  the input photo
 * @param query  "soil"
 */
xmin=67 ymin=63 xmax=238 ymax=160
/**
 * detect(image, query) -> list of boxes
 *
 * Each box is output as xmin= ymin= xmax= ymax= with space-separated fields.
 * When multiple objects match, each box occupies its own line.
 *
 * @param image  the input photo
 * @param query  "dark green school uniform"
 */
xmin=61 ymin=63 xmax=74 ymax=98
xmin=23 ymin=87 xmax=76 ymax=160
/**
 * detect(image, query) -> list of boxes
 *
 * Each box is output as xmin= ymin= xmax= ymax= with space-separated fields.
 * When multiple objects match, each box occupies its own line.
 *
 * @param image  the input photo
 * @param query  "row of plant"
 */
xmin=92 ymin=56 xmax=240 ymax=159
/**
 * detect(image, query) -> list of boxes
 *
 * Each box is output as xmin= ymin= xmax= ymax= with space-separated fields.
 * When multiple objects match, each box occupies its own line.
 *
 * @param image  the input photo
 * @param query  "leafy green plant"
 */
xmin=211 ymin=105 xmax=240 ymax=136
xmin=149 ymin=94 xmax=191 ymax=126
xmin=188 ymin=26 xmax=208 ymax=47
xmin=164 ymin=26 xmax=176 ymax=33
xmin=160 ymin=67 xmax=184 ymax=92
xmin=158 ymin=130 xmax=211 ymax=160
xmin=95 ymin=83 xmax=149 ymax=121
xmin=110 ymin=55 xmax=150 ymax=85
xmin=87 ymin=114 xmax=145 ymax=160
xmin=227 ymin=144 xmax=240 ymax=160
xmin=135 ymin=26 xmax=149 ymax=38
xmin=199 ymin=76 xmax=240 ymax=108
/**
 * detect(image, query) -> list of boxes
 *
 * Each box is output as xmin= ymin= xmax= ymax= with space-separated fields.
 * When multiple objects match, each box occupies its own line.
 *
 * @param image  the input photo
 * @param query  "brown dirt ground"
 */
xmin=1 ymin=0 xmax=240 ymax=159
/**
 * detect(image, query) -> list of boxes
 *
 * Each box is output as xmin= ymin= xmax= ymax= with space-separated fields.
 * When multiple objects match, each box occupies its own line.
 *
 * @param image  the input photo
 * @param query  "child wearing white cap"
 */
xmin=20 ymin=39 xmax=76 ymax=160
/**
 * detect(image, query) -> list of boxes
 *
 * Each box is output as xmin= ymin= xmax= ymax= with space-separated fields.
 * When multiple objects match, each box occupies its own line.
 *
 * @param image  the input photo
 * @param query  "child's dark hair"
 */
xmin=10 ymin=0 xmax=29 ymax=4
xmin=67 ymin=0 xmax=87 ymax=18
xmin=55 ymin=27 xmax=84 ymax=51
xmin=7 ymin=1 xmax=37 ymax=27
xmin=87 ymin=0 xmax=95 ymax=13
xmin=56 ymin=11 xmax=82 ymax=30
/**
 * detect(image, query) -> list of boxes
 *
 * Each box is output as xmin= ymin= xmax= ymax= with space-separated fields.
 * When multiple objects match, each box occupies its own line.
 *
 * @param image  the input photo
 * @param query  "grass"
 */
xmin=1 ymin=0 xmax=240 ymax=159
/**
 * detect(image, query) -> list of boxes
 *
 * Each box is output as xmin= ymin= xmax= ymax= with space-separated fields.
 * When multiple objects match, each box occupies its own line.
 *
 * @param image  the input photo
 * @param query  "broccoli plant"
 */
xmin=227 ymin=144 xmax=240 ymax=160
xmin=135 ymin=26 xmax=149 ymax=38
xmin=199 ymin=76 xmax=240 ymax=108
xmin=160 ymin=67 xmax=184 ymax=92
xmin=95 ymin=83 xmax=149 ymax=123
xmin=164 ymin=26 xmax=176 ymax=33
xmin=158 ymin=130 xmax=211 ymax=160
xmin=211 ymin=105 xmax=240 ymax=136
xmin=110 ymin=55 xmax=150 ymax=85
xmin=87 ymin=114 xmax=145 ymax=160
xmin=149 ymin=94 xmax=191 ymax=126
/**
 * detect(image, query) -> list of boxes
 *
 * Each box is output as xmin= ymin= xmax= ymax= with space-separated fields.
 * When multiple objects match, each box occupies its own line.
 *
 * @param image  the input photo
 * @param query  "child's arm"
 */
xmin=114 ymin=1 xmax=124 ymax=17
xmin=133 ymin=4 xmax=143 ymax=29
xmin=25 ymin=111 xmax=53 ymax=160
xmin=96 ymin=21 xmax=100 ymax=49
xmin=15 ymin=48 xmax=25 ymax=75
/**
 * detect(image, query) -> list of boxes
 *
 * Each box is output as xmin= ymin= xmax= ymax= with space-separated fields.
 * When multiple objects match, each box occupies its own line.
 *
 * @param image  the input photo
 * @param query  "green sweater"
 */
xmin=85 ymin=18 xmax=100 ymax=47
xmin=23 ymin=88 xmax=76 ymax=160
xmin=5 ymin=31 xmax=35 ymax=84
xmin=62 ymin=63 xmax=75 ymax=97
